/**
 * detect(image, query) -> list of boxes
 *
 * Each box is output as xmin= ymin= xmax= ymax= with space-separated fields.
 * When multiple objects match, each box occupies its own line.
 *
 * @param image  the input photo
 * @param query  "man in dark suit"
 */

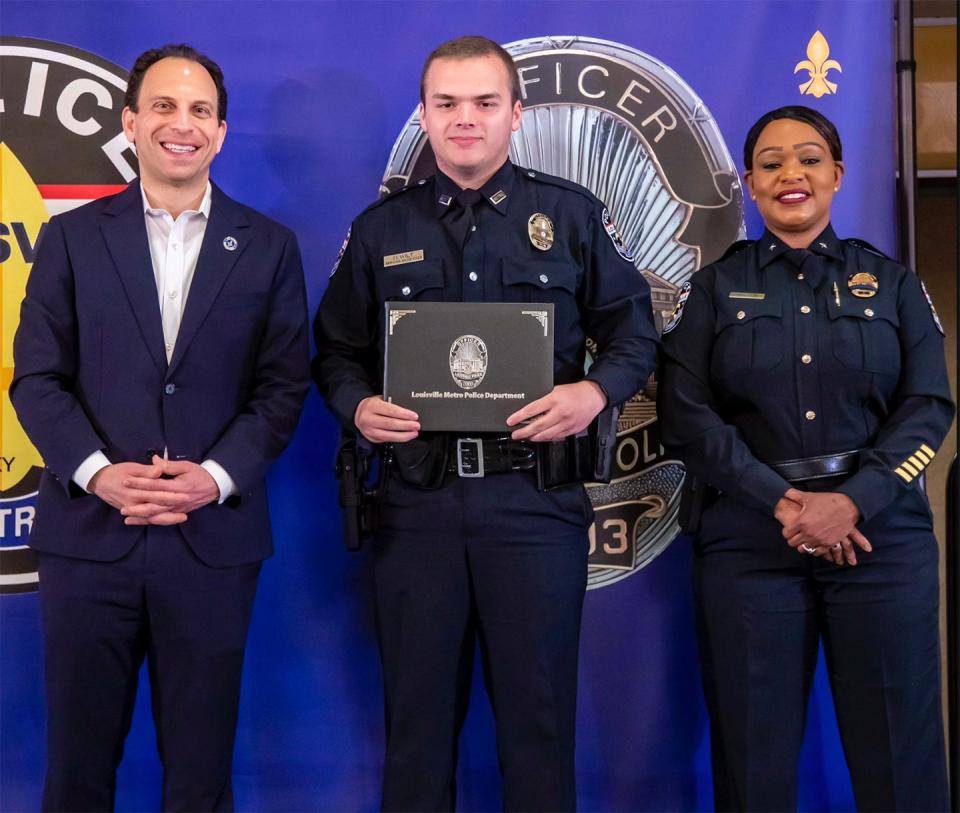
xmin=11 ymin=44 xmax=309 ymax=812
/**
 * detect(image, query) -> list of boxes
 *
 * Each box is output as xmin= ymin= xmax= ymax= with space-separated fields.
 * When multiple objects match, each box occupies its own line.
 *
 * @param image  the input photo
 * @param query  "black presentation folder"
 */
xmin=383 ymin=301 xmax=554 ymax=432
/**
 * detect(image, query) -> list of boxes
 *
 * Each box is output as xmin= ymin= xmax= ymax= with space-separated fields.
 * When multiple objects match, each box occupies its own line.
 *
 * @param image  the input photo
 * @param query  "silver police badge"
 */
xmin=382 ymin=36 xmax=743 ymax=589
xmin=449 ymin=335 xmax=488 ymax=390
xmin=528 ymin=212 xmax=554 ymax=250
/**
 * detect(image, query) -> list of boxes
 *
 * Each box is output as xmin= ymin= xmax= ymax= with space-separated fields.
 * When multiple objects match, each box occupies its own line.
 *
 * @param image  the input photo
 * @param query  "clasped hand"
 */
xmin=89 ymin=455 xmax=220 ymax=526
xmin=774 ymin=487 xmax=871 ymax=566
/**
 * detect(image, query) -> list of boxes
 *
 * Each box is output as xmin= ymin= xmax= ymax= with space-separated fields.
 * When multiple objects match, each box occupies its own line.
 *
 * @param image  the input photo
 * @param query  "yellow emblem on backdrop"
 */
xmin=1 ymin=144 xmax=46 ymax=492
xmin=795 ymin=31 xmax=842 ymax=98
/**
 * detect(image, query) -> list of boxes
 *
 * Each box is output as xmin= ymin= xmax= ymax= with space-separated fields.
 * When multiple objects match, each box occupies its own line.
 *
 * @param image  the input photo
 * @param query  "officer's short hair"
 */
xmin=125 ymin=44 xmax=228 ymax=122
xmin=420 ymin=36 xmax=521 ymax=105
xmin=743 ymin=106 xmax=842 ymax=169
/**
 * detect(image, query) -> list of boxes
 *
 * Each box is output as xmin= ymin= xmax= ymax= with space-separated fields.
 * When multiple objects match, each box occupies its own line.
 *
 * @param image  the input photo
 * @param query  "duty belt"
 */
xmin=769 ymin=450 xmax=861 ymax=483
xmin=447 ymin=436 xmax=537 ymax=478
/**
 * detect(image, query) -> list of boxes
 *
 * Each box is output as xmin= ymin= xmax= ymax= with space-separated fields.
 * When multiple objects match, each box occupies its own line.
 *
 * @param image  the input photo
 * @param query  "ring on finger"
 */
xmin=800 ymin=543 xmax=816 ymax=554
xmin=832 ymin=543 xmax=841 ymax=550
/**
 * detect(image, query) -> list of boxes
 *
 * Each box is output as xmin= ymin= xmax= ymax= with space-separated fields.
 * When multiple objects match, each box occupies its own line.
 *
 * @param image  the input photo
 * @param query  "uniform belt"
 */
xmin=769 ymin=450 xmax=861 ymax=483
xmin=446 ymin=436 xmax=537 ymax=478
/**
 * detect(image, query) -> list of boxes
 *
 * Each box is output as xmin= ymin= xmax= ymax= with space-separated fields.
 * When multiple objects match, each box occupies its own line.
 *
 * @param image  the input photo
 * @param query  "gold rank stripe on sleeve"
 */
xmin=894 ymin=444 xmax=937 ymax=483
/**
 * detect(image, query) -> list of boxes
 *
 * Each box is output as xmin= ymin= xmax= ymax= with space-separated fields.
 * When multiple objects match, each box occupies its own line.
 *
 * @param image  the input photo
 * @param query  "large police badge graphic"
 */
xmin=449 ymin=335 xmax=489 ymax=390
xmin=382 ymin=36 xmax=744 ymax=588
xmin=0 ymin=38 xmax=137 ymax=594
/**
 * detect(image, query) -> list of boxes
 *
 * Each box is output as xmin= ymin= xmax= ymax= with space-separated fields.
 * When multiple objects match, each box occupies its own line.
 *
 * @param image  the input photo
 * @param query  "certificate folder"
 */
xmin=384 ymin=301 xmax=554 ymax=432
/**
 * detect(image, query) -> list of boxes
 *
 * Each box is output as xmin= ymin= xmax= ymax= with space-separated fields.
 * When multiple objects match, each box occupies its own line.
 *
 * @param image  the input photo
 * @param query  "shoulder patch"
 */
xmin=663 ymin=280 xmax=692 ymax=334
xmin=844 ymin=238 xmax=891 ymax=260
xmin=601 ymin=207 xmax=634 ymax=261
xmin=920 ymin=279 xmax=945 ymax=336
xmin=718 ymin=240 xmax=755 ymax=262
xmin=330 ymin=227 xmax=351 ymax=277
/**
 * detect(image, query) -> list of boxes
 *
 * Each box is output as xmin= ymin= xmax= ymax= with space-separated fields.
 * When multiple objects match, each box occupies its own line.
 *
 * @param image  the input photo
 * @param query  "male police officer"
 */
xmin=12 ymin=45 xmax=309 ymax=811
xmin=314 ymin=36 xmax=658 ymax=812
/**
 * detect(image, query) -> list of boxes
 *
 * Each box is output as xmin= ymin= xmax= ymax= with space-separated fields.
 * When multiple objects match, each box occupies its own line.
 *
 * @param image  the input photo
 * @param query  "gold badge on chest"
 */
xmin=528 ymin=213 xmax=554 ymax=251
xmin=847 ymin=272 xmax=879 ymax=298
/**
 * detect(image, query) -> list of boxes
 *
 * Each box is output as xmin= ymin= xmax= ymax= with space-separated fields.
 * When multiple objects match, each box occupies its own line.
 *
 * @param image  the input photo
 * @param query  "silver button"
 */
xmin=805 ymin=410 xmax=816 ymax=420
xmin=801 ymin=354 xmax=812 ymax=364
xmin=736 ymin=310 xmax=745 ymax=320
xmin=418 ymin=179 xmax=427 ymax=185
xmin=168 ymin=290 xmax=178 ymax=298
xmin=164 ymin=383 xmax=176 ymax=395
xmin=471 ymin=225 xmax=477 ymax=232
xmin=797 ymin=273 xmax=805 ymax=280
xmin=401 ymin=285 xmax=411 ymax=296
xmin=468 ymin=272 xmax=478 ymax=282
xmin=864 ymin=308 xmax=874 ymax=317
xmin=165 ymin=344 xmax=173 ymax=352
xmin=539 ymin=274 xmax=549 ymax=284
xmin=800 ymin=305 xmax=811 ymax=314
xmin=528 ymin=171 xmax=536 ymax=177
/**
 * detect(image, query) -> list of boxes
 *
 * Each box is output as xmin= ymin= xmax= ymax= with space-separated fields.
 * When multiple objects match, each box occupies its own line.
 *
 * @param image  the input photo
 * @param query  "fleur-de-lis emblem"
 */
xmin=795 ymin=30 xmax=842 ymax=98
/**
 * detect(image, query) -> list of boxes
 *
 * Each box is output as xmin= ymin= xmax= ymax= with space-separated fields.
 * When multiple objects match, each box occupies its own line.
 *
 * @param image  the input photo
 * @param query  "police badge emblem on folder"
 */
xmin=383 ymin=302 xmax=554 ymax=432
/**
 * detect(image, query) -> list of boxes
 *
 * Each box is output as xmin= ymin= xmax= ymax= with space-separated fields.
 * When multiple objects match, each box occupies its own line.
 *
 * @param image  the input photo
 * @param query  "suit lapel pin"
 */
xmin=223 ymin=235 xmax=238 ymax=251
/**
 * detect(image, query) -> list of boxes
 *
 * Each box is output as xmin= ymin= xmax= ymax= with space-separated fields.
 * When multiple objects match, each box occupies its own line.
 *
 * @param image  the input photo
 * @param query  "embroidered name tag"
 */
xmin=384 ymin=250 xmax=424 ymax=267
xmin=728 ymin=292 xmax=766 ymax=300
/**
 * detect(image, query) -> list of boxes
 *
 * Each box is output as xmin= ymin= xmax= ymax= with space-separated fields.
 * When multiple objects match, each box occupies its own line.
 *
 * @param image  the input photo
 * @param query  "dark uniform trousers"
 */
xmin=695 ymin=483 xmax=946 ymax=813
xmin=314 ymin=160 xmax=658 ymax=811
xmin=373 ymin=470 xmax=591 ymax=812
xmin=660 ymin=227 xmax=953 ymax=812
xmin=37 ymin=528 xmax=260 ymax=813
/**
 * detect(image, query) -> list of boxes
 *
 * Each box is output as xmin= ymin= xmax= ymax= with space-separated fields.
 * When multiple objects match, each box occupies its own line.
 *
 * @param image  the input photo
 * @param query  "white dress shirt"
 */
xmin=72 ymin=183 xmax=236 ymax=503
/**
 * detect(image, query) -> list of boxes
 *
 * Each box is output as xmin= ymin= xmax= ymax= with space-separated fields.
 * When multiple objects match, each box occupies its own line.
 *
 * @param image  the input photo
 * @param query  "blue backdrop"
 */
xmin=1 ymin=2 xmax=896 ymax=810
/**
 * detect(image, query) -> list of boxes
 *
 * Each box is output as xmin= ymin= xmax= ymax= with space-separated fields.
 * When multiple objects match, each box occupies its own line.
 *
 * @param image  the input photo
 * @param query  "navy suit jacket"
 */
xmin=11 ymin=181 xmax=310 ymax=568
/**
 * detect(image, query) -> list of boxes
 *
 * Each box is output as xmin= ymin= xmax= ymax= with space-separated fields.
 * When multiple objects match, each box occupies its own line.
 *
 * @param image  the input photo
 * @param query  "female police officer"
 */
xmin=659 ymin=106 xmax=953 ymax=812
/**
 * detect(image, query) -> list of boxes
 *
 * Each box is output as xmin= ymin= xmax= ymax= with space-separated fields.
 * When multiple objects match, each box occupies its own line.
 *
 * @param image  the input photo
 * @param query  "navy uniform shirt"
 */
xmin=659 ymin=225 xmax=954 ymax=521
xmin=314 ymin=160 xmax=659 ymax=428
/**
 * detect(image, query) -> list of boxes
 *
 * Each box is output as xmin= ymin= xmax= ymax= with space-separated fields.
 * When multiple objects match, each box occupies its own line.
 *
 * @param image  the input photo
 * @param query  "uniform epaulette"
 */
xmin=844 ymin=238 xmax=891 ymax=260
xmin=717 ymin=240 xmax=755 ymax=261
xmin=360 ymin=178 xmax=428 ymax=214
xmin=518 ymin=167 xmax=598 ymax=204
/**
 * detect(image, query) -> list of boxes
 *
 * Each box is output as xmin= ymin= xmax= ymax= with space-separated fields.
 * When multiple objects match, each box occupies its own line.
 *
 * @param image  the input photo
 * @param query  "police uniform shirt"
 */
xmin=659 ymin=225 xmax=954 ymax=520
xmin=314 ymin=160 xmax=659 ymax=425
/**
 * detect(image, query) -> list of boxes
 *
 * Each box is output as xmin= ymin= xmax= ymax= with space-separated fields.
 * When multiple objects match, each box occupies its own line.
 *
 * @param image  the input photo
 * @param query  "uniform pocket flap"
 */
xmin=380 ymin=258 xmax=445 ymax=300
xmin=501 ymin=259 xmax=577 ymax=293
xmin=715 ymin=296 xmax=782 ymax=331
xmin=827 ymin=297 xmax=899 ymax=327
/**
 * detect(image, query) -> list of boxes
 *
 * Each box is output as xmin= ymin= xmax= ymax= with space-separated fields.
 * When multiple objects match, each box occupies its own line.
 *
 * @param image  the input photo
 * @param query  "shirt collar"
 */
xmin=757 ymin=223 xmax=842 ymax=269
xmin=141 ymin=181 xmax=212 ymax=219
xmin=434 ymin=160 xmax=515 ymax=218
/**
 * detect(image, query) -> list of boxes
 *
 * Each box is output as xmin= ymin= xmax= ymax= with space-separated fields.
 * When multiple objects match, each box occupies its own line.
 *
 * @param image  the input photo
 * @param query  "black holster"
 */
xmin=677 ymin=473 xmax=713 ymax=535
xmin=391 ymin=434 xmax=449 ymax=490
xmin=335 ymin=435 xmax=380 ymax=551
xmin=536 ymin=403 xmax=620 ymax=490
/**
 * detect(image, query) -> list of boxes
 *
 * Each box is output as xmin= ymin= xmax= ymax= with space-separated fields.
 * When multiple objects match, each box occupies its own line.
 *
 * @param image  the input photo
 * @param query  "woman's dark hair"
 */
xmin=743 ymin=106 xmax=842 ymax=169
xmin=124 ymin=44 xmax=227 ymax=122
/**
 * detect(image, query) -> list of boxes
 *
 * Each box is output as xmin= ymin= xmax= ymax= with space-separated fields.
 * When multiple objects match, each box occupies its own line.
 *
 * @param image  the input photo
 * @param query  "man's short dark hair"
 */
xmin=420 ymin=36 xmax=521 ymax=105
xmin=124 ymin=44 xmax=227 ymax=122
xmin=743 ymin=105 xmax=842 ymax=170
